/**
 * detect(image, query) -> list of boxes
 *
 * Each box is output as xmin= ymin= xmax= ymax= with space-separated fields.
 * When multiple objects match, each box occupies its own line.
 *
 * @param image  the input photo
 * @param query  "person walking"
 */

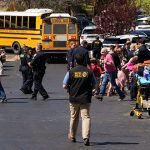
xmin=0 ymin=50 xmax=7 ymax=103
xmin=88 ymin=58 xmax=103 ymax=95
xmin=21 ymin=48 xmax=35 ymax=93
xmin=63 ymin=53 xmax=96 ymax=146
xmin=0 ymin=81 xmax=7 ymax=103
xmin=71 ymin=40 xmax=90 ymax=67
xmin=66 ymin=43 xmax=77 ymax=70
xmin=96 ymin=48 xmax=125 ymax=101
xmin=19 ymin=45 xmax=31 ymax=94
xmin=29 ymin=43 xmax=49 ymax=100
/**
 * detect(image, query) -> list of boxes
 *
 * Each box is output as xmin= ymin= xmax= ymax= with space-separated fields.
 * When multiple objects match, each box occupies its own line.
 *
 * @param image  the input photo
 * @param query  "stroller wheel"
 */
xmin=130 ymin=110 xmax=134 ymax=116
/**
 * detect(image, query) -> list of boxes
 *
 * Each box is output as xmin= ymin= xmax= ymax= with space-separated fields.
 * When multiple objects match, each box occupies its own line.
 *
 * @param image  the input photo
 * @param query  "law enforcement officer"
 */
xmin=63 ymin=53 xmax=97 ymax=146
xmin=19 ymin=45 xmax=31 ymax=94
xmin=29 ymin=43 xmax=49 ymax=100
xmin=91 ymin=36 xmax=103 ymax=59
xmin=21 ymin=48 xmax=35 ymax=93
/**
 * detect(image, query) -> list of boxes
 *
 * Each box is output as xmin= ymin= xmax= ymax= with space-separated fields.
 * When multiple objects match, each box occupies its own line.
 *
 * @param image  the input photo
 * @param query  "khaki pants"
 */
xmin=69 ymin=103 xmax=91 ymax=139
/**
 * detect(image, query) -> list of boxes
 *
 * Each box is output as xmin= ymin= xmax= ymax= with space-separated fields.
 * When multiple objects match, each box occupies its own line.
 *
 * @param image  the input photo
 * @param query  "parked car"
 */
xmin=80 ymin=26 xmax=103 ymax=45
xmin=77 ymin=18 xmax=95 ymax=34
xmin=128 ymin=30 xmax=148 ymax=37
xmin=135 ymin=16 xmax=150 ymax=30
xmin=75 ymin=13 xmax=87 ymax=19
xmin=103 ymin=34 xmax=150 ymax=49
xmin=131 ymin=29 xmax=150 ymax=38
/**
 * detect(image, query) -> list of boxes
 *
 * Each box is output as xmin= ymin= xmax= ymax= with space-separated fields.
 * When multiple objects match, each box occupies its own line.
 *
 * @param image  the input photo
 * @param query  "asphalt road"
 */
xmin=0 ymin=58 xmax=150 ymax=150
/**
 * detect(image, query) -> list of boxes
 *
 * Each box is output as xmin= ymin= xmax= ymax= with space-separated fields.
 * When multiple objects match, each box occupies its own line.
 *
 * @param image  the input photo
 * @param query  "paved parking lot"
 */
xmin=0 ymin=60 xmax=150 ymax=150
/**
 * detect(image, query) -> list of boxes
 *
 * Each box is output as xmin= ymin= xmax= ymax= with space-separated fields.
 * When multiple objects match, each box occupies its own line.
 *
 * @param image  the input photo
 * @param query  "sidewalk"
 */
xmin=6 ymin=54 xmax=19 ymax=61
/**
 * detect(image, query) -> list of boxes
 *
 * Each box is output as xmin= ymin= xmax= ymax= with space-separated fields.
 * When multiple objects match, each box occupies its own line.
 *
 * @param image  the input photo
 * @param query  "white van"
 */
xmin=136 ymin=16 xmax=150 ymax=30
xmin=79 ymin=26 xmax=103 ymax=44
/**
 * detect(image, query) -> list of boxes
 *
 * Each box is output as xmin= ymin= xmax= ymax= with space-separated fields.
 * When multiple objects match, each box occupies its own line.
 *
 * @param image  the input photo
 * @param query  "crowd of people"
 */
xmin=64 ymin=38 xmax=150 ymax=146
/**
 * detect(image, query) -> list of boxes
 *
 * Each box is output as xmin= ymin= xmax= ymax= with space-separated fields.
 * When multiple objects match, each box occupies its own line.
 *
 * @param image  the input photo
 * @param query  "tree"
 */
xmin=0 ymin=0 xmax=87 ymax=13
xmin=94 ymin=0 xmax=137 ymax=36
xmin=136 ymin=0 xmax=150 ymax=15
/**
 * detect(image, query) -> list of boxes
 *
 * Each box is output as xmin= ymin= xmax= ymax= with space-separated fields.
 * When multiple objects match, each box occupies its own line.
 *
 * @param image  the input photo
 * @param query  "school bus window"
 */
xmin=11 ymin=16 xmax=16 ymax=28
xmin=29 ymin=16 xmax=36 ymax=29
xmin=17 ymin=16 xmax=22 ymax=28
xmin=0 ymin=16 xmax=4 ymax=28
xmin=54 ymin=24 xmax=66 ymax=34
xmin=5 ymin=16 xmax=10 ymax=28
xmin=44 ymin=24 xmax=51 ymax=34
xmin=23 ymin=16 xmax=28 ymax=28
xmin=68 ymin=24 xmax=76 ymax=34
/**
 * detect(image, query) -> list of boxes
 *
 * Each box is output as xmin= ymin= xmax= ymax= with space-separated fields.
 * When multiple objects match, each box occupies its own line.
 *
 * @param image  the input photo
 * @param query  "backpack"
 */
xmin=111 ymin=53 xmax=121 ymax=69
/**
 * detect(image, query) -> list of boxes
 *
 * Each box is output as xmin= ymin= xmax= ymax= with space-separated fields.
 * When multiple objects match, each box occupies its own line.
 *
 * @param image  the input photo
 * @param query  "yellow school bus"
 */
xmin=42 ymin=13 xmax=79 ymax=54
xmin=0 ymin=8 xmax=53 ymax=53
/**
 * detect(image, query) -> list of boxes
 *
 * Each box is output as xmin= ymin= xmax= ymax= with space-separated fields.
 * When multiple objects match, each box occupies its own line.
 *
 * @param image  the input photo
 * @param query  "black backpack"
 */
xmin=111 ymin=53 xmax=121 ymax=69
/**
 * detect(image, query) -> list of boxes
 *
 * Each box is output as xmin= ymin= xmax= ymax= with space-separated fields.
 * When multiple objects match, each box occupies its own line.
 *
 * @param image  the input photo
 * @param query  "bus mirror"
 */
xmin=40 ymin=25 xmax=42 ymax=29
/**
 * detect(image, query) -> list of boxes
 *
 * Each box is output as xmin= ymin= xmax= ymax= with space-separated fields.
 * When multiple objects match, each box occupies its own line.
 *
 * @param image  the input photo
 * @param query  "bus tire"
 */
xmin=12 ymin=42 xmax=21 ymax=54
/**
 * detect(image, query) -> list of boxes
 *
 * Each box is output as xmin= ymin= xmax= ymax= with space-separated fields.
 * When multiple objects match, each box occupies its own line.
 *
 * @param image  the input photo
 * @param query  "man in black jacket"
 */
xmin=29 ymin=44 xmax=49 ymax=100
xmin=71 ymin=40 xmax=90 ymax=67
xmin=127 ymin=39 xmax=150 ymax=64
xmin=63 ymin=53 xmax=96 ymax=146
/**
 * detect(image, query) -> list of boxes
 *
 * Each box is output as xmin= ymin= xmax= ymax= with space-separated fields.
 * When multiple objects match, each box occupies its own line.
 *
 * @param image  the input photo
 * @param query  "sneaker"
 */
xmin=95 ymin=95 xmax=103 ymax=101
xmin=43 ymin=95 xmax=49 ymax=101
xmin=68 ymin=133 xmax=76 ymax=143
xmin=118 ymin=95 xmax=126 ymax=101
xmin=30 ymin=96 xmax=37 ymax=100
xmin=83 ymin=138 xmax=90 ymax=146
xmin=0 ymin=97 xmax=7 ymax=103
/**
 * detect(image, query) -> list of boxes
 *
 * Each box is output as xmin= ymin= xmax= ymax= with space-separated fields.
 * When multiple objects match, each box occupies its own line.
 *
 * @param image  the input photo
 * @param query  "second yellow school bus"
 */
xmin=42 ymin=13 xmax=79 ymax=54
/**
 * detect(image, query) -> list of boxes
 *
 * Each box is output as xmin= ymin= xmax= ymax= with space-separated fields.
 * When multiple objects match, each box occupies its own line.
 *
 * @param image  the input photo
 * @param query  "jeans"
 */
xmin=99 ymin=71 xmax=124 ymax=98
xmin=0 ymin=82 xmax=6 ymax=98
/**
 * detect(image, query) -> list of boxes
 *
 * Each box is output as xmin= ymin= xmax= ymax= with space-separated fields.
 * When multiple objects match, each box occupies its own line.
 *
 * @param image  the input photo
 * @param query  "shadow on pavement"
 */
xmin=50 ymin=98 xmax=68 ymax=101
xmin=90 ymin=141 xmax=139 ymax=146
xmin=5 ymin=101 xmax=28 ymax=104
xmin=5 ymin=98 xmax=29 ymax=103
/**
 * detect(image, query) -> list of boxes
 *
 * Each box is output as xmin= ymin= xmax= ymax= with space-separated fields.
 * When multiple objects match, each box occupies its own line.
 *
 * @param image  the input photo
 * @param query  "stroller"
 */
xmin=130 ymin=63 xmax=150 ymax=119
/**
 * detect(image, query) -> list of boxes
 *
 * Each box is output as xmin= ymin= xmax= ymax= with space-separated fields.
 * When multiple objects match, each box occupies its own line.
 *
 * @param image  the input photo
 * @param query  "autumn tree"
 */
xmin=94 ymin=0 xmax=137 ymax=36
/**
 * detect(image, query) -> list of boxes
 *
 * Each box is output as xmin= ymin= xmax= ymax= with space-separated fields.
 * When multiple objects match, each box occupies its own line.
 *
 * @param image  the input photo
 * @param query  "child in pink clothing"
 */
xmin=116 ymin=69 xmax=127 ymax=92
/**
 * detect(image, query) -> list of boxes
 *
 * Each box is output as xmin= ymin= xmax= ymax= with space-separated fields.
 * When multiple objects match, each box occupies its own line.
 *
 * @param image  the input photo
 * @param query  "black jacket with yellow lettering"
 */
xmin=68 ymin=65 xmax=93 ymax=104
